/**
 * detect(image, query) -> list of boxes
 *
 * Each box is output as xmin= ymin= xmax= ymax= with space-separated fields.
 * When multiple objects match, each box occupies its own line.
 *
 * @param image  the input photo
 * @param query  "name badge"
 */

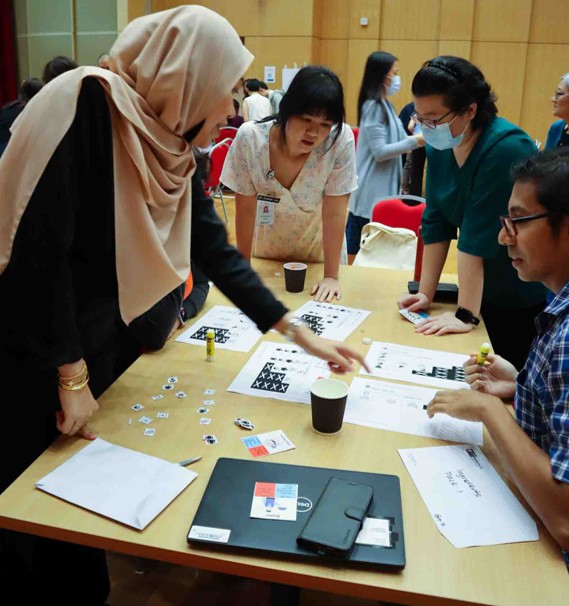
xmin=257 ymin=194 xmax=280 ymax=204
xmin=257 ymin=201 xmax=274 ymax=226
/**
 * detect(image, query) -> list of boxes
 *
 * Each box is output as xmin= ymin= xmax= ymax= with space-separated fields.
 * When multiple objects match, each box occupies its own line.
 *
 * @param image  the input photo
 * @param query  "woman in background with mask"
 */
xmin=346 ymin=51 xmax=424 ymax=255
xmin=398 ymin=56 xmax=545 ymax=370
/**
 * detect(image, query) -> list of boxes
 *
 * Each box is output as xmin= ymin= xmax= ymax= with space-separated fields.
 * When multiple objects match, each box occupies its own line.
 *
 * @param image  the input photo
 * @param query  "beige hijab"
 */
xmin=0 ymin=6 xmax=253 ymax=323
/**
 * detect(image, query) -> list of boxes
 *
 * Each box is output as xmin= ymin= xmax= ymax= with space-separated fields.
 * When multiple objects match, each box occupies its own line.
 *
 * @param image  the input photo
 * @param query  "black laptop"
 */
xmin=187 ymin=458 xmax=405 ymax=570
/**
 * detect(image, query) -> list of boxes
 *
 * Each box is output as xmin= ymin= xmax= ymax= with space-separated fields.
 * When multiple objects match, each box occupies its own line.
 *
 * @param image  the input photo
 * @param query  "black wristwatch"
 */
xmin=455 ymin=306 xmax=480 ymax=326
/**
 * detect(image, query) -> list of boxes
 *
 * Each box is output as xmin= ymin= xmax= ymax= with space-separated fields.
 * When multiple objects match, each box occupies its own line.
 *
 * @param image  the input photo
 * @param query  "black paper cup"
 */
xmin=310 ymin=379 xmax=349 ymax=435
xmin=283 ymin=262 xmax=307 ymax=293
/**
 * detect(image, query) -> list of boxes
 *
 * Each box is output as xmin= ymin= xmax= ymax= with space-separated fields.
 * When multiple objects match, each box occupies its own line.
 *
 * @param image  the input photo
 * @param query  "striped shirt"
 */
xmin=515 ymin=279 xmax=569 ymax=567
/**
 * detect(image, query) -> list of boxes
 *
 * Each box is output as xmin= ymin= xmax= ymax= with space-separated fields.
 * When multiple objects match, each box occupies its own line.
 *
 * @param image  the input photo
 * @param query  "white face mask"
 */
xmin=386 ymin=74 xmax=401 ymax=97
xmin=421 ymin=114 xmax=470 ymax=150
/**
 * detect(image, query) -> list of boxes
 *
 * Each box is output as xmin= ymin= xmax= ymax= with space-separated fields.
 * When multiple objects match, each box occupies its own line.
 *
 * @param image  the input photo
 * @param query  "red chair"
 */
xmin=204 ymin=138 xmax=232 ymax=223
xmin=372 ymin=195 xmax=426 ymax=280
xmin=351 ymin=126 xmax=359 ymax=149
xmin=214 ymin=126 xmax=238 ymax=145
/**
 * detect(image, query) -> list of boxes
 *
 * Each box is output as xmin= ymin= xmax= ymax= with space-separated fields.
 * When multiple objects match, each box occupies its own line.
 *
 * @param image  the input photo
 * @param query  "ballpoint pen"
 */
xmin=178 ymin=456 xmax=203 ymax=467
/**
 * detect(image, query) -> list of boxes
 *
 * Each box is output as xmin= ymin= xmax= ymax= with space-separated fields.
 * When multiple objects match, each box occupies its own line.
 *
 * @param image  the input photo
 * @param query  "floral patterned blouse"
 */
xmin=221 ymin=120 xmax=357 ymax=263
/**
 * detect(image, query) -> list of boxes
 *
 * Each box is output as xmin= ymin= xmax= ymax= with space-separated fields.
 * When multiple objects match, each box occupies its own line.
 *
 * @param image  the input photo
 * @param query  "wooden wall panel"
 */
xmin=144 ymin=0 xmax=569 ymax=147
xmin=349 ymin=0 xmax=381 ymax=40
xmin=380 ymin=40 xmax=439 ymax=114
xmin=472 ymin=0 xmax=532 ymax=42
xmin=319 ymin=39 xmax=350 ymax=89
xmin=319 ymin=0 xmax=350 ymax=39
xmin=345 ymin=39 xmax=379 ymax=125
xmin=520 ymin=44 xmax=569 ymax=143
xmin=152 ymin=0 xmax=314 ymax=37
xmin=470 ymin=42 xmax=528 ymax=125
xmin=439 ymin=0 xmax=474 ymax=40
xmin=438 ymin=40 xmax=471 ymax=60
xmin=128 ymin=0 xmax=147 ymax=20
xmin=380 ymin=0 xmax=441 ymax=41
xmin=244 ymin=37 xmax=314 ymax=89
xmin=529 ymin=0 xmax=569 ymax=44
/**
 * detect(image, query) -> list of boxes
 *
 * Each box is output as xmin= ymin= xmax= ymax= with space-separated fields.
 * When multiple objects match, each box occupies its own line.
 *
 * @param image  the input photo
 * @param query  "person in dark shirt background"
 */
xmin=0 ymin=78 xmax=43 ymax=157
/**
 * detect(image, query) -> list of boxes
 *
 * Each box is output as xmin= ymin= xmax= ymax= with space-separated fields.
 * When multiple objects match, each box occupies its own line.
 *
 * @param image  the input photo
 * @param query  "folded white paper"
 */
xmin=399 ymin=444 xmax=538 ymax=548
xmin=36 ymin=439 xmax=197 ymax=530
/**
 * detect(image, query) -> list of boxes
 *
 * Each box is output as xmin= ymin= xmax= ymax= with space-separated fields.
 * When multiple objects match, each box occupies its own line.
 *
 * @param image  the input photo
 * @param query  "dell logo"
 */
xmin=297 ymin=497 xmax=313 ymax=513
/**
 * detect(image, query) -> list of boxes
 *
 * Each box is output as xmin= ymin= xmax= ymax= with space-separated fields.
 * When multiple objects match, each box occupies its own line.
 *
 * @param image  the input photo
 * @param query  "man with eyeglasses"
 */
xmin=428 ymin=148 xmax=569 ymax=569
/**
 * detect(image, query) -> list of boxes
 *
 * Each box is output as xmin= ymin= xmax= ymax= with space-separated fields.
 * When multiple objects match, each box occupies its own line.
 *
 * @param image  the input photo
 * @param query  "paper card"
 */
xmin=139 ymin=416 xmax=152 ymax=425
xmin=168 ymin=376 xmax=179 ymax=383
xmin=203 ymin=400 xmax=215 ymax=406
xmin=204 ymin=389 xmax=216 ymax=395
xmin=227 ymin=341 xmax=330 ymax=404
xmin=344 ymin=377 xmax=483 ymax=445
xmin=35 ymin=438 xmax=197 ymax=530
xmin=176 ymin=391 xmax=187 ymax=398
xmin=293 ymin=301 xmax=371 ymax=341
xmin=157 ymin=412 xmax=169 ymax=419
xmin=188 ymin=525 xmax=231 ymax=543
xmin=361 ymin=342 xmax=470 ymax=390
xmin=199 ymin=418 xmax=211 ymax=425
xmin=242 ymin=430 xmax=295 ymax=458
xmin=356 ymin=518 xmax=391 ymax=547
xmin=144 ymin=428 xmax=156 ymax=436
xmin=176 ymin=305 xmax=262 ymax=352
xmin=399 ymin=308 xmax=430 ymax=325
xmin=250 ymin=482 xmax=298 ymax=521
xmin=152 ymin=395 xmax=164 ymax=401
xmin=398 ymin=445 xmax=539 ymax=548
xmin=131 ymin=403 xmax=144 ymax=411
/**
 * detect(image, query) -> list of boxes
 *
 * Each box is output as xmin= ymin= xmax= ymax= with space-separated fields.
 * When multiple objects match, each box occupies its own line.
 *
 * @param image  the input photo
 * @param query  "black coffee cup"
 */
xmin=310 ymin=379 xmax=349 ymax=435
xmin=283 ymin=262 xmax=307 ymax=293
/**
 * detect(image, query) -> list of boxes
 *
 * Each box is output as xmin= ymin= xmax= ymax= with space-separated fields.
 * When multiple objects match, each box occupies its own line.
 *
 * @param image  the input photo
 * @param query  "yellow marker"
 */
xmin=477 ymin=342 xmax=491 ymax=366
xmin=206 ymin=329 xmax=215 ymax=362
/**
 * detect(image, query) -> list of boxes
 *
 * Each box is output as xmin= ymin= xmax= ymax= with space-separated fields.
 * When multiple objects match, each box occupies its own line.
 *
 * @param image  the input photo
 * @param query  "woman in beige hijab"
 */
xmin=0 ymin=7 xmax=366 ymax=602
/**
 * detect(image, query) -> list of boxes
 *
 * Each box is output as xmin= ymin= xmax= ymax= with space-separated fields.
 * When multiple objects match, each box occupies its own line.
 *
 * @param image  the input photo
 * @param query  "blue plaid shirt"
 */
xmin=515 ymin=279 xmax=569 ymax=567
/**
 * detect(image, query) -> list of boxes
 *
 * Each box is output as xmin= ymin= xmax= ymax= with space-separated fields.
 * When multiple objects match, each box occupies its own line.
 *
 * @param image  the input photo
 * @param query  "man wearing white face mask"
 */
xmin=398 ymin=56 xmax=546 ymax=370
xmin=346 ymin=51 xmax=425 ymax=255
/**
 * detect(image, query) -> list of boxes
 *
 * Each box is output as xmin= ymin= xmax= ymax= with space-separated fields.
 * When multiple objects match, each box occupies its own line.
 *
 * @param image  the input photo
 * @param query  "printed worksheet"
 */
xmin=398 ymin=445 xmax=538 ymax=548
xmin=227 ymin=341 xmax=330 ymax=404
xmin=293 ymin=301 xmax=371 ymax=341
xmin=345 ymin=378 xmax=483 ymax=445
xmin=175 ymin=305 xmax=262 ymax=352
xmin=361 ymin=342 xmax=470 ymax=390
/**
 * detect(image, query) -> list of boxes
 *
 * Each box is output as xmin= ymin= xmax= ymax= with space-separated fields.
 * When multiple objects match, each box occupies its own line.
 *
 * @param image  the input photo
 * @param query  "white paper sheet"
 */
xmin=345 ymin=378 xmax=483 ymax=445
xmin=398 ymin=445 xmax=539 ymax=548
xmin=227 ymin=341 xmax=330 ymax=404
xmin=361 ymin=341 xmax=470 ymax=390
xmin=293 ymin=301 xmax=371 ymax=341
xmin=36 ymin=439 xmax=197 ymax=530
xmin=175 ymin=305 xmax=262 ymax=352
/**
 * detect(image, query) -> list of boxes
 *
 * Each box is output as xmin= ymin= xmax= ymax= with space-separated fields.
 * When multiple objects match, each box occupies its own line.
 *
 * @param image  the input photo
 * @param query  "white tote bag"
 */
xmin=353 ymin=222 xmax=417 ymax=270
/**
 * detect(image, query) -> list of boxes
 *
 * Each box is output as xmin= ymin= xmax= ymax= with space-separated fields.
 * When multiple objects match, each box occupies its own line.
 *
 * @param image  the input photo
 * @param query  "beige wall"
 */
xmin=136 ymin=0 xmax=569 ymax=141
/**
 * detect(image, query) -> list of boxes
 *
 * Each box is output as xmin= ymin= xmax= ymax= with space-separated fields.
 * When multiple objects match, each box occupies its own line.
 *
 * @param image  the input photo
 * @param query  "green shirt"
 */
xmin=423 ymin=117 xmax=546 ymax=309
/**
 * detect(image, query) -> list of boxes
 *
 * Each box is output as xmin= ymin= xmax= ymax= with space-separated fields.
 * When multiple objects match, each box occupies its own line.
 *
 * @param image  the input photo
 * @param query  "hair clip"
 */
xmin=428 ymin=62 xmax=460 ymax=80
xmin=266 ymin=169 xmax=276 ymax=179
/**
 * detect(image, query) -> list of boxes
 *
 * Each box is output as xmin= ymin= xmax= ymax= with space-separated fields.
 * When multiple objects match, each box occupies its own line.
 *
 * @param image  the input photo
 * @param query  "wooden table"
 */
xmin=0 ymin=262 xmax=566 ymax=606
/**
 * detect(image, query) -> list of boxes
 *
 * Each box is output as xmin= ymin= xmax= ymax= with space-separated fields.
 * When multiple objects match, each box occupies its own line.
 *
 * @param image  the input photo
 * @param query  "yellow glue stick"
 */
xmin=206 ymin=329 xmax=215 ymax=362
xmin=477 ymin=342 xmax=491 ymax=366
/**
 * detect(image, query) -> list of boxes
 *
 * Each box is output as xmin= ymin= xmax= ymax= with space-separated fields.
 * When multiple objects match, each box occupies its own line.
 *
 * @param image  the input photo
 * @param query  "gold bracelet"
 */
xmin=58 ymin=371 xmax=90 ymax=391
xmin=58 ymin=361 xmax=89 ymax=391
xmin=59 ymin=360 xmax=87 ymax=382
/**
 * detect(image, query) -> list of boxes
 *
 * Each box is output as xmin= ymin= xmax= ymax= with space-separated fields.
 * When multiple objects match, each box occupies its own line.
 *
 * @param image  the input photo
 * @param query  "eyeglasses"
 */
xmin=411 ymin=110 xmax=455 ymax=129
xmin=499 ymin=212 xmax=551 ymax=237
